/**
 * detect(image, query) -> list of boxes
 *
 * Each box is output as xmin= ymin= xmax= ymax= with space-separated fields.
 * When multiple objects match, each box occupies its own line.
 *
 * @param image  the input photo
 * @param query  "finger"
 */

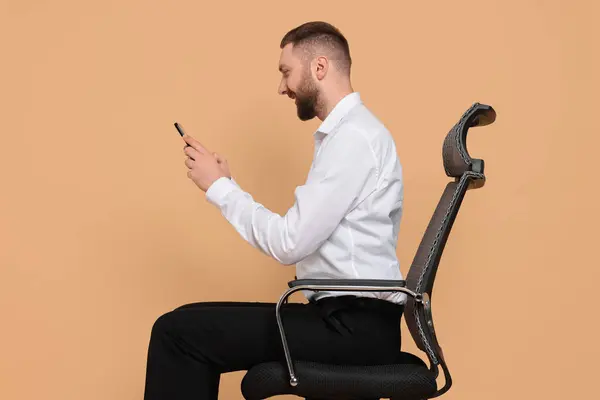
xmin=184 ymin=157 xmax=194 ymax=169
xmin=184 ymin=146 xmax=201 ymax=160
xmin=183 ymin=135 xmax=209 ymax=154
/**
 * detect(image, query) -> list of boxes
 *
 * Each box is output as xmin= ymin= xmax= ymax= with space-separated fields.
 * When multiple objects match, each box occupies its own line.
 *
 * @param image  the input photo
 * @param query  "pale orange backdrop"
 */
xmin=1 ymin=0 xmax=599 ymax=399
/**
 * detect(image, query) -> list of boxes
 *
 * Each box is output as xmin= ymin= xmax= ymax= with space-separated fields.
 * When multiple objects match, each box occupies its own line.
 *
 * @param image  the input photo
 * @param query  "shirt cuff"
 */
xmin=205 ymin=176 xmax=239 ymax=207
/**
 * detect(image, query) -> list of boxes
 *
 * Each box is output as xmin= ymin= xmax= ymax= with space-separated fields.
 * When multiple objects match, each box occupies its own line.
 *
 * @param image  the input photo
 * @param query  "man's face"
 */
xmin=278 ymin=44 xmax=319 ymax=121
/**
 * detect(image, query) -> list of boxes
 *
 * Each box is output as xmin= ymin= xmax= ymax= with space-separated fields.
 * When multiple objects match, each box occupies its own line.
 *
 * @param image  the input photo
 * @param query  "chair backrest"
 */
xmin=403 ymin=102 xmax=496 ymax=393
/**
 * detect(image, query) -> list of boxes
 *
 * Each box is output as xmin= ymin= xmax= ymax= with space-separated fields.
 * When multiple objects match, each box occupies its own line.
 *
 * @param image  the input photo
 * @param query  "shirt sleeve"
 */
xmin=205 ymin=128 xmax=378 ymax=265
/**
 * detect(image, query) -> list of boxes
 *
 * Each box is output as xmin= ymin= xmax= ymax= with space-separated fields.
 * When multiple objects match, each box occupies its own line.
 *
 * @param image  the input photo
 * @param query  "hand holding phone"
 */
xmin=174 ymin=121 xmax=232 ymax=183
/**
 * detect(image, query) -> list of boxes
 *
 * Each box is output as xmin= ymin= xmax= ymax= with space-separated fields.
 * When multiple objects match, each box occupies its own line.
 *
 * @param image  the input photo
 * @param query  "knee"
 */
xmin=150 ymin=310 xmax=177 ymax=339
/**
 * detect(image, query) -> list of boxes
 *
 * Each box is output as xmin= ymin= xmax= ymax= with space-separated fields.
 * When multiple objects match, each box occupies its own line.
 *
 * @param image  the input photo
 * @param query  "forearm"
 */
xmin=205 ymin=177 xmax=302 ymax=265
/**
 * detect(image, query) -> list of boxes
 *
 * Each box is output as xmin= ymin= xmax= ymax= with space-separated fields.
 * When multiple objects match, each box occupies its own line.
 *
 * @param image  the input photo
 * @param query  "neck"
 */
xmin=316 ymin=79 xmax=354 ymax=121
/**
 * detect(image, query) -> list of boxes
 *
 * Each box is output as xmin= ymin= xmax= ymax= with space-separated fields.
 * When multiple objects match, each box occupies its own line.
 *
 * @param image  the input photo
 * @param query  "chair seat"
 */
xmin=241 ymin=352 xmax=437 ymax=400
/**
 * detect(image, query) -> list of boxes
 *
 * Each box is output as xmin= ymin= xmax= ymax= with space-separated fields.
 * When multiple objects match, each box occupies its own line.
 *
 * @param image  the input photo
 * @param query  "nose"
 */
xmin=278 ymin=78 xmax=287 ymax=96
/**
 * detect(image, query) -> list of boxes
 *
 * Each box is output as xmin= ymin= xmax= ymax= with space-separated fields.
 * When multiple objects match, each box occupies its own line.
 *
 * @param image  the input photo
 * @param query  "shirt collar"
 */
xmin=314 ymin=92 xmax=362 ymax=138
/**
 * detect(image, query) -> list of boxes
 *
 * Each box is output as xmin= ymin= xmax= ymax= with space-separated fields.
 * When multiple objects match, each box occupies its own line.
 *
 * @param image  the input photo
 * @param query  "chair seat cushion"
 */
xmin=241 ymin=352 xmax=437 ymax=400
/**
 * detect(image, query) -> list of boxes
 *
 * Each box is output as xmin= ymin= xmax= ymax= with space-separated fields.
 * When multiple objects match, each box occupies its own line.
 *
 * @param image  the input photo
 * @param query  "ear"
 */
xmin=314 ymin=56 xmax=329 ymax=80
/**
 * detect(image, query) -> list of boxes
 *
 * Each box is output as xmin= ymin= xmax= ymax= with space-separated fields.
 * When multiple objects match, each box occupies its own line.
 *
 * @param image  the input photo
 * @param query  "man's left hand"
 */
xmin=182 ymin=135 xmax=231 ymax=192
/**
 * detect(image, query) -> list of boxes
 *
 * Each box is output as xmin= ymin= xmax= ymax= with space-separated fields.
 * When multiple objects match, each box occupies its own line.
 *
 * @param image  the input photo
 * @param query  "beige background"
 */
xmin=1 ymin=0 xmax=599 ymax=399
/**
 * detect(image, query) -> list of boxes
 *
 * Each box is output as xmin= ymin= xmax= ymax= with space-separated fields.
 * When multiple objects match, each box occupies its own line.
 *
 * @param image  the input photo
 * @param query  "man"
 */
xmin=143 ymin=21 xmax=406 ymax=400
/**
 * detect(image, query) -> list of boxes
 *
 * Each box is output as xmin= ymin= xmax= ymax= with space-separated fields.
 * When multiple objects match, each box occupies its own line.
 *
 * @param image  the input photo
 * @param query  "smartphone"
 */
xmin=174 ymin=122 xmax=186 ymax=137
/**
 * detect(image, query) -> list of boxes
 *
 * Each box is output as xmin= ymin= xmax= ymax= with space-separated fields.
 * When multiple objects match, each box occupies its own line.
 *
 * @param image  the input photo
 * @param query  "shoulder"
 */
xmin=337 ymin=103 xmax=397 ymax=157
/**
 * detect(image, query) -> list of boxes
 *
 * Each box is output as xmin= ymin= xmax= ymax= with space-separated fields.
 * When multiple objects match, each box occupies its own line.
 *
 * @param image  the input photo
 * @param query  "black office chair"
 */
xmin=241 ymin=102 xmax=497 ymax=400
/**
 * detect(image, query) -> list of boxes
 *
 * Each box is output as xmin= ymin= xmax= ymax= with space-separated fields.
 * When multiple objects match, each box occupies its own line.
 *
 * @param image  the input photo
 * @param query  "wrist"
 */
xmin=206 ymin=176 xmax=238 ymax=206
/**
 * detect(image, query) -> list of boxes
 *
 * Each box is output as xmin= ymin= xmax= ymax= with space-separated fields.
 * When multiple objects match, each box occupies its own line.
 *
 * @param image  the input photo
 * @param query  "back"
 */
xmin=296 ymin=99 xmax=406 ymax=304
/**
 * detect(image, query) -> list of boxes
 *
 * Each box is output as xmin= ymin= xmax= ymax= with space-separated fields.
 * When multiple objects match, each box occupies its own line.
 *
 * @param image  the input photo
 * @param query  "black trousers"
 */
xmin=143 ymin=295 xmax=404 ymax=400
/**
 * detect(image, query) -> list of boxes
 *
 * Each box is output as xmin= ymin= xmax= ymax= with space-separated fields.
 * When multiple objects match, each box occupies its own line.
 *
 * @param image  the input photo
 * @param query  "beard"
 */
xmin=293 ymin=71 xmax=320 ymax=121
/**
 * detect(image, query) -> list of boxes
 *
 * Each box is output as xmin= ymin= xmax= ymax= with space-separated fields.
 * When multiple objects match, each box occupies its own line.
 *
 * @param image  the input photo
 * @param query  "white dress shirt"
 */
xmin=205 ymin=92 xmax=406 ymax=304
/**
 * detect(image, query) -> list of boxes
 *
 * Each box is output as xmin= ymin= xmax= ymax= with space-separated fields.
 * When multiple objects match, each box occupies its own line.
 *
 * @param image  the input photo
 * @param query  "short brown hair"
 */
xmin=280 ymin=21 xmax=352 ymax=74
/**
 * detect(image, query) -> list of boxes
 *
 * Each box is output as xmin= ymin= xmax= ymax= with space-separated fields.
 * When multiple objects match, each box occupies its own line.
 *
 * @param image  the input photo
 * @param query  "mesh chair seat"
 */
xmin=241 ymin=352 xmax=437 ymax=400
